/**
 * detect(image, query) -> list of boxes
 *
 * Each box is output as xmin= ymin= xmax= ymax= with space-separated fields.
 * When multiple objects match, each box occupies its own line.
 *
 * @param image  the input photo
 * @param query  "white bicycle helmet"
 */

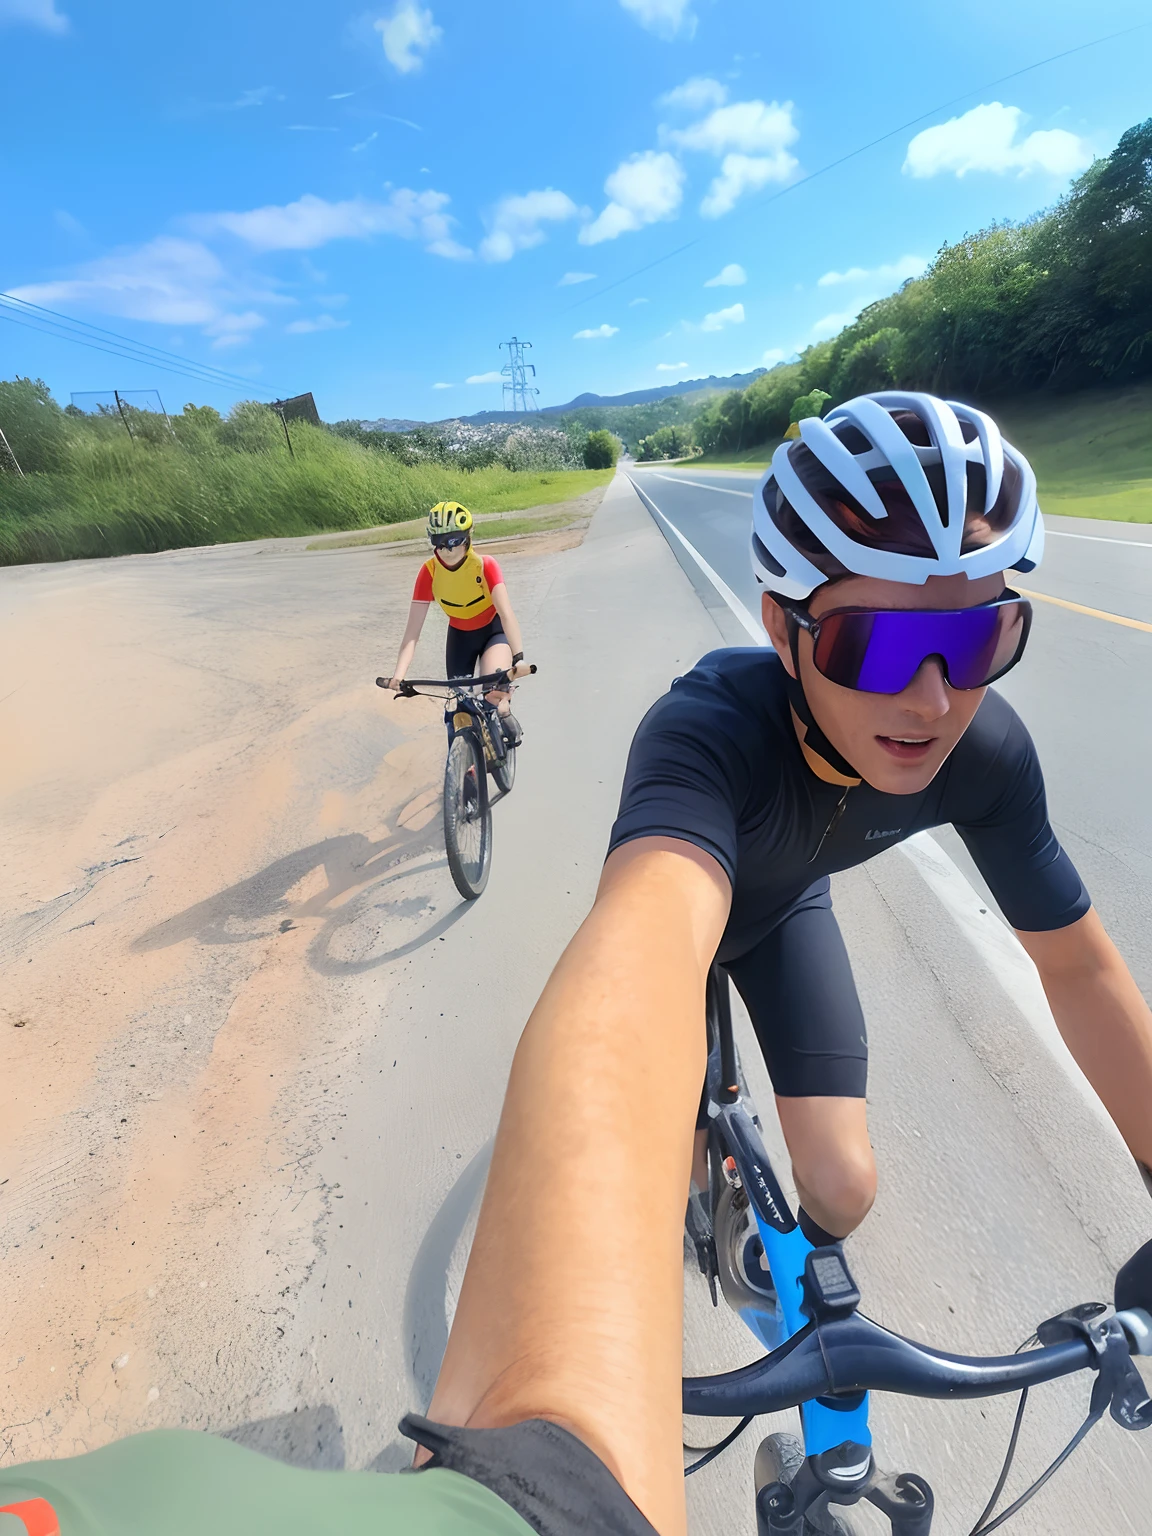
xmin=751 ymin=391 xmax=1043 ymax=599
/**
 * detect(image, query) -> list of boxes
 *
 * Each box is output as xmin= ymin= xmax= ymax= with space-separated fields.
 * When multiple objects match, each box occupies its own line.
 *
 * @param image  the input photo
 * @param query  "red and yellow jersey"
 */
xmin=413 ymin=550 xmax=504 ymax=630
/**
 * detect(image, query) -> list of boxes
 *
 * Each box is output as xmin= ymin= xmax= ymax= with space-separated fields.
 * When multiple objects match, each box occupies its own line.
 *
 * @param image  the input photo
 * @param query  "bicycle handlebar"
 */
xmin=682 ymin=1306 xmax=1152 ymax=1420
xmin=376 ymin=665 xmax=536 ymax=696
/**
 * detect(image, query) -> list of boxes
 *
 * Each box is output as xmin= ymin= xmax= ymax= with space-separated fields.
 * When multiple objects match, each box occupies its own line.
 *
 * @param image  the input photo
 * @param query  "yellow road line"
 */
xmin=1017 ymin=586 xmax=1152 ymax=634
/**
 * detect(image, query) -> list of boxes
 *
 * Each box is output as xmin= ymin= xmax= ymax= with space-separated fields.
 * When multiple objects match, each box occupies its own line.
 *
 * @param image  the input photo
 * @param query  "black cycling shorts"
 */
xmin=401 ymin=1413 xmax=658 ymax=1536
xmin=722 ymin=879 xmax=868 ymax=1099
xmin=445 ymin=615 xmax=508 ymax=680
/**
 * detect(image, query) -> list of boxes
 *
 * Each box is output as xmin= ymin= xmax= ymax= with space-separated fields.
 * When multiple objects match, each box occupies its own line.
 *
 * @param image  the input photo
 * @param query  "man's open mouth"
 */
xmin=876 ymin=735 xmax=934 ymax=761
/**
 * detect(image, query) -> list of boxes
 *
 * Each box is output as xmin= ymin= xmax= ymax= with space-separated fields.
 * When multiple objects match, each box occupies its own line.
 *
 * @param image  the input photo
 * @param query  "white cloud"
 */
xmin=704 ymin=262 xmax=746 ymax=287
xmin=702 ymin=154 xmax=792 ymax=217
xmin=285 ymin=314 xmax=349 ymax=334
xmin=659 ymin=76 xmax=726 ymax=112
xmin=203 ymin=312 xmax=267 ymax=351
xmin=426 ymin=237 xmax=472 ymax=260
xmin=330 ymin=91 xmax=355 ymax=100
xmin=762 ymin=348 xmax=786 ymax=365
xmin=9 ymin=237 xmax=274 ymax=337
xmin=629 ymin=296 xmax=649 ymax=306
xmin=230 ymin=86 xmax=279 ymax=109
xmin=810 ymin=302 xmax=876 ymax=341
xmin=432 ymin=381 xmax=453 ymax=389
xmin=903 ymin=103 xmax=1091 ymax=179
xmin=666 ymin=98 xmax=798 ymax=157
xmin=574 ymin=324 xmax=619 ymax=339
xmin=287 ymin=125 xmax=339 ymax=133
xmin=196 ymin=189 xmax=468 ymax=258
xmin=656 ymin=361 xmax=688 ymax=371
xmin=818 ymin=254 xmax=927 ymax=287
xmin=559 ymin=271 xmax=597 ymax=286
xmin=375 ymin=1 xmax=441 ymax=73
xmin=580 ymin=150 xmax=684 ymax=244
xmin=700 ymin=302 xmax=744 ymax=332
xmin=466 ymin=371 xmax=502 ymax=384
xmin=352 ymin=131 xmax=378 ymax=152
xmin=479 ymin=188 xmax=582 ymax=263
xmin=0 ymin=0 xmax=68 ymax=32
xmin=663 ymin=100 xmax=799 ymax=216
xmin=620 ymin=0 xmax=694 ymax=39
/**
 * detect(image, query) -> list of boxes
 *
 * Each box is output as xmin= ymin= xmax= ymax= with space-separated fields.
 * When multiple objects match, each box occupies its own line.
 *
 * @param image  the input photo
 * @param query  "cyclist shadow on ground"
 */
xmin=362 ymin=1140 xmax=494 ymax=1474
xmin=222 ymin=1404 xmax=345 ymax=1470
xmin=132 ymin=816 xmax=473 ymax=974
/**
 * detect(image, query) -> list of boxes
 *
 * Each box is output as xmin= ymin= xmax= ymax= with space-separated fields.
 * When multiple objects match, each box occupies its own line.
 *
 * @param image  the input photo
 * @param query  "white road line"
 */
xmin=627 ymin=476 xmax=766 ymax=646
xmin=642 ymin=472 xmax=754 ymax=498
xmin=1047 ymin=529 xmax=1152 ymax=549
xmin=629 ymin=470 xmax=1103 ymax=1099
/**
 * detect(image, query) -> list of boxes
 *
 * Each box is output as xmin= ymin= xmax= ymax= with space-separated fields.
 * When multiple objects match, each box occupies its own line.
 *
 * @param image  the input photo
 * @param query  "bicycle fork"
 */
xmin=757 ymin=1453 xmax=934 ymax=1535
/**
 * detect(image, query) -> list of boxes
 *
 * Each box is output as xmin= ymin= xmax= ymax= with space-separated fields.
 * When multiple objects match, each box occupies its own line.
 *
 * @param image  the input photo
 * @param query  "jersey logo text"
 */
xmin=865 ymin=828 xmax=902 ymax=841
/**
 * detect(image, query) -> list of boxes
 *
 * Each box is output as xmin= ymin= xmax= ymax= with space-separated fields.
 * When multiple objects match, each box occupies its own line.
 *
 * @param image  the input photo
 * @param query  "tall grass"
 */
xmin=0 ymin=389 xmax=612 ymax=565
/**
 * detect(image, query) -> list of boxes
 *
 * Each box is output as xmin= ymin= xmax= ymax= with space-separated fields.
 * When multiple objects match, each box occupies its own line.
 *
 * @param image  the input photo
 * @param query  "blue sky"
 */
xmin=2 ymin=0 xmax=1150 ymax=422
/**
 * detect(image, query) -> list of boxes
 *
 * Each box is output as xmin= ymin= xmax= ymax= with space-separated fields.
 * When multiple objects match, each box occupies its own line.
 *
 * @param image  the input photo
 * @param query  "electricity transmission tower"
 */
xmin=500 ymin=337 xmax=539 ymax=413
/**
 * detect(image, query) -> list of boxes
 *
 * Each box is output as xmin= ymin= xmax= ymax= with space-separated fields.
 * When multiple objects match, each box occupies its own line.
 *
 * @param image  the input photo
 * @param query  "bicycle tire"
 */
xmin=491 ymin=742 xmax=516 ymax=795
xmin=443 ymin=731 xmax=491 ymax=900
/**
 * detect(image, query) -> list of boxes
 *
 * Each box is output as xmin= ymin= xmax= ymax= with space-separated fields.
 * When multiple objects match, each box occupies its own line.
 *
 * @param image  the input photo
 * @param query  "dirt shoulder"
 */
xmin=0 ymin=523 xmax=580 ymax=1462
xmin=304 ymin=483 xmax=609 ymax=552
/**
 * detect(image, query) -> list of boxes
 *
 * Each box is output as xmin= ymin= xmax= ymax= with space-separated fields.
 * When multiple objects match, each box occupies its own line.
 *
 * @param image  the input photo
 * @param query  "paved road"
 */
xmin=4 ymin=476 xmax=1151 ymax=1532
xmin=628 ymin=465 xmax=1152 ymax=997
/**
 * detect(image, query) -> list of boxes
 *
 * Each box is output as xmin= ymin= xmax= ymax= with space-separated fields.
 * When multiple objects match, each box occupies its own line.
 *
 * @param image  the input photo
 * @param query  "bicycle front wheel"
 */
xmin=491 ymin=742 xmax=516 ymax=796
xmin=444 ymin=731 xmax=492 ymax=900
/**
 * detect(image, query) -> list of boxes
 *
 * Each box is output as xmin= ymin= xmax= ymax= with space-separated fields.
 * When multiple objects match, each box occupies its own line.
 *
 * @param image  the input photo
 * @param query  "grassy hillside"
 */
xmin=994 ymin=385 xmax=1152 ymax=522
xmin=692 ymin=384 xmax=1152 ymax=523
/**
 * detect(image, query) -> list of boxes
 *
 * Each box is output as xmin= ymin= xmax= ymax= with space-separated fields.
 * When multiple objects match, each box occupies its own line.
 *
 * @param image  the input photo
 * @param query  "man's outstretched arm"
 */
xmin=427 ymin=837 xmax=731 ymax=1536
xmin=1017 ymin=908 xmax=1152 ymax=1183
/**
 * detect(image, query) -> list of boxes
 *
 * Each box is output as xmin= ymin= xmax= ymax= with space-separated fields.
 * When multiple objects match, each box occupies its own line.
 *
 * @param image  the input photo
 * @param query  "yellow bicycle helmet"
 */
xmin=427 ymin=501 xmax=473 ymax=540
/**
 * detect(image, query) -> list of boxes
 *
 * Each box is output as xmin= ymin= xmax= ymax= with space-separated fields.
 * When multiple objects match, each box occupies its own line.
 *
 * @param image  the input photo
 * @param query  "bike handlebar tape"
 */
xmin=1115 ymin=1238 xmax=1152 ymax=1314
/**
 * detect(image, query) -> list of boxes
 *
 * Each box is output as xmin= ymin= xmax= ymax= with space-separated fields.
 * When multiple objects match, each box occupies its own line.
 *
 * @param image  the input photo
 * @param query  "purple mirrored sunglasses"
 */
xmin=778 ymin=591 xmax=1033 ymax=694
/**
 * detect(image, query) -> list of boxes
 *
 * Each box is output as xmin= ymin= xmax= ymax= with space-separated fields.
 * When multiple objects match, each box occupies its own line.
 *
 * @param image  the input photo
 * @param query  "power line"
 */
xmin=1 ymin=292 xmax=266 ymax=391
xmin=565 ymin=19 xmax=1152 ymax=312
xmin=0 ymin=294 xmax=277 ymax=397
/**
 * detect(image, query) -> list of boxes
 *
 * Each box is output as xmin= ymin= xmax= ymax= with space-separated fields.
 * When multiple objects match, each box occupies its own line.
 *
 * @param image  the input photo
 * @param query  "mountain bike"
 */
xmin=376 ymin=666 xmax=535 ymax=901
xmin=682 ymin=964 xmax=1152 ymax=1534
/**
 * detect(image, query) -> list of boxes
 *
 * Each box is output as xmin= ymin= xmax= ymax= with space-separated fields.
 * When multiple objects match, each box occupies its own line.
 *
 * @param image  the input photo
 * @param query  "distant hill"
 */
xmin=358 ymin=416 xmax=426 ymax=433
xmin=358 ymin=369 xmax=767 ymax=431
xmin=460 ymin=369 xmax=767 ymax=425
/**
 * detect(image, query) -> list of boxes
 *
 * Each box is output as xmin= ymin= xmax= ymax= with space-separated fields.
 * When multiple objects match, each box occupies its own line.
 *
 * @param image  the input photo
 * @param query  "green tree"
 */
xmin=789 ymin=389 xmax=832 ymax=424
xmin=0 ymin=376 xmax=70 ymax=474
xmin=637 ymin=423 xmax=695 ymax=460
xmin=583 ymin=428 xmax=620 ymax=469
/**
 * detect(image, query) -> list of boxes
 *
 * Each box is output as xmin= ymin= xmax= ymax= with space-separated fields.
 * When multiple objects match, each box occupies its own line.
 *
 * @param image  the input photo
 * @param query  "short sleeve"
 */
xmin=951 ymin=698 xmax=1090 ymax=932
xmin=606 ymin=677 xmax=754 ymax=887
xmin=483 ymin=556 xmax=504 ymax=588
xmin=412 ymin=561 xmax=434 ymax=602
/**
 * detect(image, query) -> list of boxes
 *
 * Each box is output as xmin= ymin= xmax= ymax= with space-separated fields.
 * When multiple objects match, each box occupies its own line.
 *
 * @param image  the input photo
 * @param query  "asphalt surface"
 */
xmin=4 ymin=474 xmax=1151 ymax=1532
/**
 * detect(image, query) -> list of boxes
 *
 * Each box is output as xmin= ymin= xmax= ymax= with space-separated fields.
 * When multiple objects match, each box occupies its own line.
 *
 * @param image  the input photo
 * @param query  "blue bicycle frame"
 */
xmin=681 ymin=966 xmax=1152 ymax=1534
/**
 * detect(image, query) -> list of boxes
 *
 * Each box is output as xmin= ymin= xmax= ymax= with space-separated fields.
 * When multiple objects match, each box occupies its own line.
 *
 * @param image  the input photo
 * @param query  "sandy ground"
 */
xmin=0 ymin=524 xmax=568 ymax=1463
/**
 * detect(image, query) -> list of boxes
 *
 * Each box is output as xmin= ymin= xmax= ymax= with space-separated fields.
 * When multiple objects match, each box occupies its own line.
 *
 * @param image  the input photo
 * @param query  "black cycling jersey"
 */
xmin=608 ymin=649 xmax=1089 ymax=1098
xmin=610 ymin=647 xmax=1089 ymax=956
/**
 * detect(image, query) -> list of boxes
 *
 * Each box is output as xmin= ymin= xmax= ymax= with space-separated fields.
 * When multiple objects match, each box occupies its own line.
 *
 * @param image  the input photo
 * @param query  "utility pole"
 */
xmin=499 ymin=337 xmax=539 ymax=414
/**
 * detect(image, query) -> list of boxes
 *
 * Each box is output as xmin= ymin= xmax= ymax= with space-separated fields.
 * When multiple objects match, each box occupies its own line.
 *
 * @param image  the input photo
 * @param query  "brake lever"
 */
xmin=1038 ymin=1308 xmax=1152 ymax=1432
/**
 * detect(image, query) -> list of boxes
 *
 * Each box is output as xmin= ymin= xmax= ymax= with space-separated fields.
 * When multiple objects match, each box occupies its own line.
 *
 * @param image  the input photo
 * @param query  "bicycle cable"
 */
xmin=683 ymin=1416 xmax=754 ymax=1476
xmin=966 ymin=1329 xmax=1110 ymax=1535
